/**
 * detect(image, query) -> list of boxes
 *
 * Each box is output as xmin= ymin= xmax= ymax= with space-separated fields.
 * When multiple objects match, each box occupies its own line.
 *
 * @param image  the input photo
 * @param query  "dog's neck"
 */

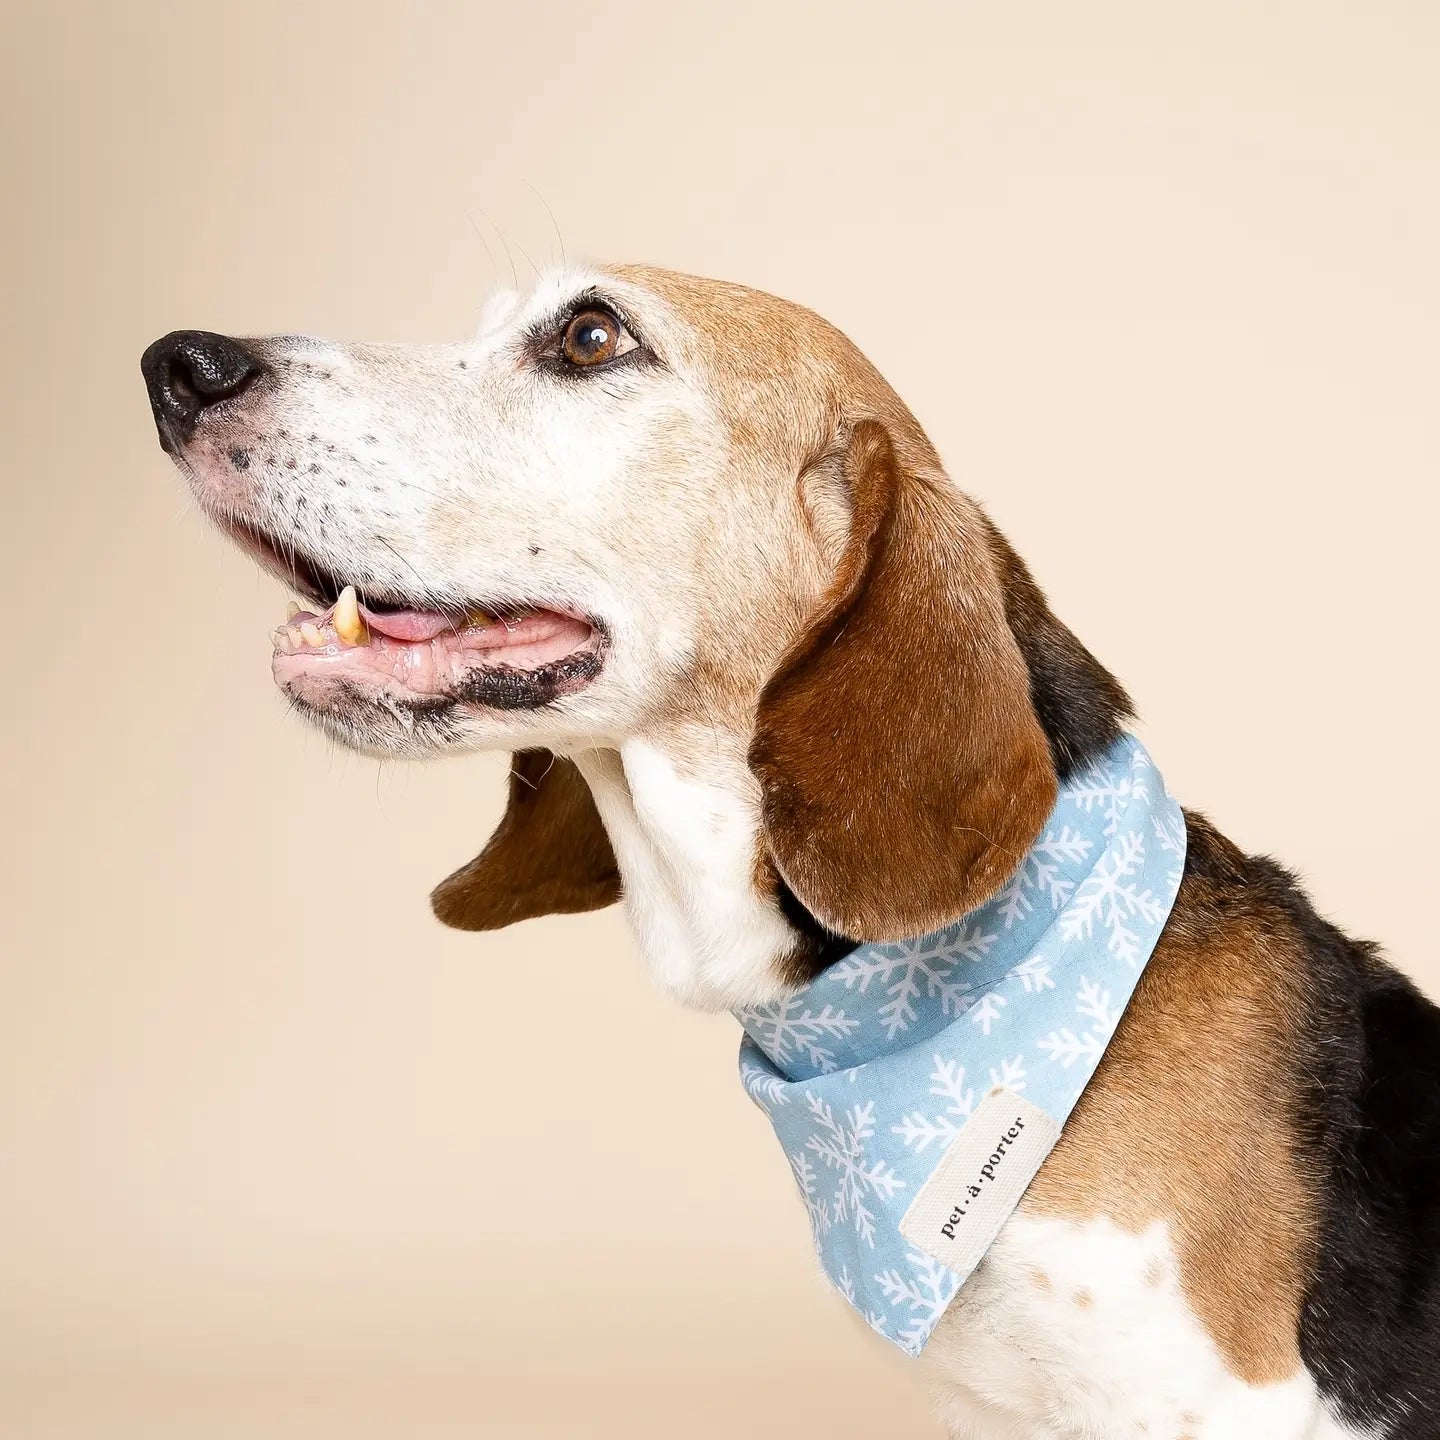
xmin=567 ymin=539 xmax=1137 ymax=1013
xmin=571 ymin=725 xmax=803 ymax=1012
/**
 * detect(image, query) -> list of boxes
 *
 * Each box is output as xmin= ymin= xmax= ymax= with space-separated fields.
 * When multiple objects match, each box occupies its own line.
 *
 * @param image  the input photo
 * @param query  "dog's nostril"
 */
xmin=140 ymin=329 xmax=264 ymax=450
xmin=167 ymin=360 xmax=198 ymax=405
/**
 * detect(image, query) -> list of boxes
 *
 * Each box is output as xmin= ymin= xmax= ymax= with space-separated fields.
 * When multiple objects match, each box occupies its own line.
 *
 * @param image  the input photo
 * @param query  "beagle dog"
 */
xmin=142 ymin=265 xmax=1440 ymax=1439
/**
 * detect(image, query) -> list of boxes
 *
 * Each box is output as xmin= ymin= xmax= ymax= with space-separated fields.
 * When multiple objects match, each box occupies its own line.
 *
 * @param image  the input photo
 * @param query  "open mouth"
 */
xmin=226 ymin=520 xmax=606 ymax=712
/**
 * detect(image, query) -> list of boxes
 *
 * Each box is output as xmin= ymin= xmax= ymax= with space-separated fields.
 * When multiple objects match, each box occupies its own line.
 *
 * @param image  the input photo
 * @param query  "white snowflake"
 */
xmin=992 ymin=826 xmax=1094 ymax=929
xmin=1059 ymin=830 xmax=1164 ymax=965
xmin=789 ymin=1150 xmax=830 ymax=1242
xmin=1152 ymin=809 xmax=1186 ymax=889
xmin=1129 ymin=748 xmax=1154 ymax=803
xmin=969 ymin=992 xmax=1006 ymax=1035
xmin=837 ymin=1266 xmax=889 ymax=1336
xmin=1036 ymin=1026 xmax=1105 ymax=1068
xmin=1066 ymin=761 xmax=1135 ymax=836
xmin=1038 ymin=975 xmax=1121 ymax=1068
xmin=1005 ymin=954 xmax=1055 ymax=993
xmin=740 ymin=1057 xmax=788 ymax=1109
xmin=1075 ymin=974 xmax=1120 ymax=1031
xmin=988 ymin=1054 xmax=1028 ymax=1092
xmin=892 ymin=1056 xmax=975 ymax=1153
xmin=803 ymin=1096 xmax=906 ymax=1247
xmin=834 ymin=927 xmax=995 ymax=1040
xmin=738 ymin=997 xmax=859 ymax=1072
xmin=875 ymin=1249 xmax=961 ymax=1351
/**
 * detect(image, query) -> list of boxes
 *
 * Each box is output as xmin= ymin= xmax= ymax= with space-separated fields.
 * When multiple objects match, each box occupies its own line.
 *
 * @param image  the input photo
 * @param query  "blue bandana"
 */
xmin=734 ymin=734 xmax=1185 ymax=1356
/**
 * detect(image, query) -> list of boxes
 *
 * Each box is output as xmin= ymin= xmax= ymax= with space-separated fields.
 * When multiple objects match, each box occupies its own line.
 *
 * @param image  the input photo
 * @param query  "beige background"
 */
xmin=4 ymin=2 xmax=1438 ymax=1435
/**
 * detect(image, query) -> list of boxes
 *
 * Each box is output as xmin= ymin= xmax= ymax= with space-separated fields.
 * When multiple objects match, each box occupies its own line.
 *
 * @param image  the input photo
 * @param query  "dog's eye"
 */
xmin=559 ymin=308 xmax=632 ymax=368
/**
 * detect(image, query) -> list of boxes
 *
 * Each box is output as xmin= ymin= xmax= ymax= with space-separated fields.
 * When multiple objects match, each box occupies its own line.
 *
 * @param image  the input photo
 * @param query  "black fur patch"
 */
xmin=776 ymin=877 xmax=856 ymax=974
xmin=1296 ymin=943 xmax=1440 ymax=1433
xmin=983 ymin=516 xmax=1134 ymax=779
xmin=1180 ymin=814 xmax=1440 ymax=1433
xmin=450 ymin=648 xmax=605 ymax=710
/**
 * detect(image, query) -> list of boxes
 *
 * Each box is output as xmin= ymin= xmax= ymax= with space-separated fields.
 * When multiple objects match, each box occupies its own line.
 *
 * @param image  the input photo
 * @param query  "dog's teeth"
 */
xmin=286 ymin=601 xmax=301 ymax=620
xmin=271 ymin=627 xmax=288 ymax=650
xmin=300 ymin=621 xmax=324 ymax=648
xmin=333 ymin=584 xmax=368 ymax=645
xmin=467 ymin=609 xmax=493 ymax=628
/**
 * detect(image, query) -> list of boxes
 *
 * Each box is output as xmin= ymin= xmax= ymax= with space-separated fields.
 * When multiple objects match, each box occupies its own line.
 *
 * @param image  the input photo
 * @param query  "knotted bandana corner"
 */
xmin=734 ymin=734 xmax=1186 ymax=1356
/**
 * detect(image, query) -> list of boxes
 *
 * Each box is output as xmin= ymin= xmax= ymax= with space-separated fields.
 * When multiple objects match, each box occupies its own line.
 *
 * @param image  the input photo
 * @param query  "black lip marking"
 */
xmin=449 ymin=646 xmax=606 ymax=711
xmin=281 ymin=630 xmax=609 ymax=747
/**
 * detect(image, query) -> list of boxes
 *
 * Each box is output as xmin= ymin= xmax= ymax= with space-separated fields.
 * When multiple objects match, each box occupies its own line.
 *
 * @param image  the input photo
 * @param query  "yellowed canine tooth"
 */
xmin=300 ymin=621 xmax=324 ymax=648
xmin=333 ymin=584 xmax=368 ymax=645
xmin=466 ymin=608 xmax=494 ymax=627
xmin=286 ymin=601 xmax=301 ymax=620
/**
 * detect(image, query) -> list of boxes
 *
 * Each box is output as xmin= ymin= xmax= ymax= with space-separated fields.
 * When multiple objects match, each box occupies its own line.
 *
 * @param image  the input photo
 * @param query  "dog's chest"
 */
xmin=918 ymin=1210 xmax=1351 ymax=1440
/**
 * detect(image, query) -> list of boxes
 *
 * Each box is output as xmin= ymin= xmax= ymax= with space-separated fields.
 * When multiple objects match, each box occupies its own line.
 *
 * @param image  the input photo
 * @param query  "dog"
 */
xmin=142 ymin=265 xmax=1440 ymax=1439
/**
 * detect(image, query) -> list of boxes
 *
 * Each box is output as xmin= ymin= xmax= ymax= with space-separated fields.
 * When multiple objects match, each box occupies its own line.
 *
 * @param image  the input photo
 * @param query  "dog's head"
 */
xmin=144 ymin=264 xmax=1128 ymax=988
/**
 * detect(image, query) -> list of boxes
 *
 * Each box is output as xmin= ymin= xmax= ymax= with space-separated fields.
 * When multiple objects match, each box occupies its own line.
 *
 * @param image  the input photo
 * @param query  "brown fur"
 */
xmin=431 ymin=750 xmax=621 ymax=930
xmin=1023 ymin=815 xmax=1318 ymax=1384
xmin=749 ymin=421 xmax=1057 ymax=942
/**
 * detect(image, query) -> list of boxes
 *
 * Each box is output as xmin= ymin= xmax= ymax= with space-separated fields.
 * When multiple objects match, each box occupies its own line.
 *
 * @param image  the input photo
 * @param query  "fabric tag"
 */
xmin=899 ymin=1088 xmax=1061 ymax=1276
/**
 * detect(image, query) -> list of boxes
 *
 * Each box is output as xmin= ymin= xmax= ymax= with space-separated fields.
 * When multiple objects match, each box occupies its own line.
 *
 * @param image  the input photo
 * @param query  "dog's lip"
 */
xmin=216 ymin=513 xmax=597 ymax=636
xmin=210 ymin=513 xmax=609 ymax=707
xmin=272 ymin=600 xmax=606 ymax=709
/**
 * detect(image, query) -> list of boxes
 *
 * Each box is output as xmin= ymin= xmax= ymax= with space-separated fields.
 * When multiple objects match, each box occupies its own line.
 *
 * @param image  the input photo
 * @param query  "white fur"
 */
xmin=923 ymin=1211 xmax=1369 ymax=1439
xmin=573 ymin=733 xmax=795 ymax=1010
xmin=176 ymin=265 xmax=755 ymax=757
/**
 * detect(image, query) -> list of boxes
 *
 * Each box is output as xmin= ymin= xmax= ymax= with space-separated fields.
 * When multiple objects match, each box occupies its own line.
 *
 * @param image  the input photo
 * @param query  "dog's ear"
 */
xmin=749 ymin=420 xmax=1057 ymax=942
xmin=431 ymin=750 xmax=621 ymax=931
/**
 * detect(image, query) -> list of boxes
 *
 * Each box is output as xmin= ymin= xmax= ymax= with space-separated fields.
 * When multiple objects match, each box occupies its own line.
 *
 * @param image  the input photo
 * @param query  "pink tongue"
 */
xmin=359 ymin=604 xmax=459 ymax=643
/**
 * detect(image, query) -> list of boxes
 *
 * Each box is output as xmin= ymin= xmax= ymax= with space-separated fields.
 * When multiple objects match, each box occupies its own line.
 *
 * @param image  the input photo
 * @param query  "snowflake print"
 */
xmin=738 ymin=998 xmax=859 ymax=1073
xmin=988 ymin=1054 xmax=1027 ymax=1092
xmin=1153 ymin=809 xmax=1186 ymax=889
xmin=1059 ymin=830 xmax=1164 ymax=965
xmin=1075 ymin=974 xmax=1120 ymax=1031
xmin=969 ymin=992 xmax=1006 ymax=1036
xmin=875 ymin=1250 xmax=961 ymax=1352
xmin=837 ymin=1267 xmax=890 ymax=1336
xmin=1067 ymin=761 xmax=1135 ymax=836
xmin=1037 ymin=1027 xmax=1104 ymax=1068
xmin=1039 ymin=976 xmax=1121 ymax=1068
xmin=803 ymin=1096 xmax=906 ymax=1247
xmin=892 ymin=1056 xmax=975 ymax=1153
xmin=789 ymin=1150 xmax=830 ymax=1242
xmin=1005 ymin=954 xmax=1054 ymax=993
xmin=993 ymin=826 xmax=1094 ymax=930
xmin=834 ymin=925 xmax=995 ymax=1040
xmin=740 ymin=1057 xmax=788 ymax=1109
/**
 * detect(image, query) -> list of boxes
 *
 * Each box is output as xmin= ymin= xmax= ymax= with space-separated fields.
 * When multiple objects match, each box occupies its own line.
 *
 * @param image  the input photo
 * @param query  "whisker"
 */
xmin=525 ymin=181 xmax=566 ymax=268
xmin=464 ymin=206 xmax=501 ymax=284
xmin=468 ymin=203 xmax=518 ymax=288
xmin=373 ymin=534 xmax=464 ymax=644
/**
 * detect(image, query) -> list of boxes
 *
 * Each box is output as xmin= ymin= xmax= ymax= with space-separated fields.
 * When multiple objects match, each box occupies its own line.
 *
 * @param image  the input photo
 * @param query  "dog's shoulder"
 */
xmin=983 ymin=811 xmax=1440 ymax=1435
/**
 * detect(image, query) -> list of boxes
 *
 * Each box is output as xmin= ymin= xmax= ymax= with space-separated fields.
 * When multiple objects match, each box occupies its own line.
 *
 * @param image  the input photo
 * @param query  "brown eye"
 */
xmin=561 ymin=308 xmax=623 ymax=367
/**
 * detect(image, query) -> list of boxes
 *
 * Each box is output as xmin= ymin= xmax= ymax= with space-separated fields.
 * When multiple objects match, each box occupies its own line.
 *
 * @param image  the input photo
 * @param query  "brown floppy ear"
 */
xmin=431 ymin=750 xmax=621 ymax=931
xmin=749 ymin=420 xmax=1057 ymax=942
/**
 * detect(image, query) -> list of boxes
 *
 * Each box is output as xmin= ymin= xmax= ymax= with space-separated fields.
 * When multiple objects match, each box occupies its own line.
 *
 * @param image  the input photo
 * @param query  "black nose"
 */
xmin=141 ymin=330 xmax=264 ymax=450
